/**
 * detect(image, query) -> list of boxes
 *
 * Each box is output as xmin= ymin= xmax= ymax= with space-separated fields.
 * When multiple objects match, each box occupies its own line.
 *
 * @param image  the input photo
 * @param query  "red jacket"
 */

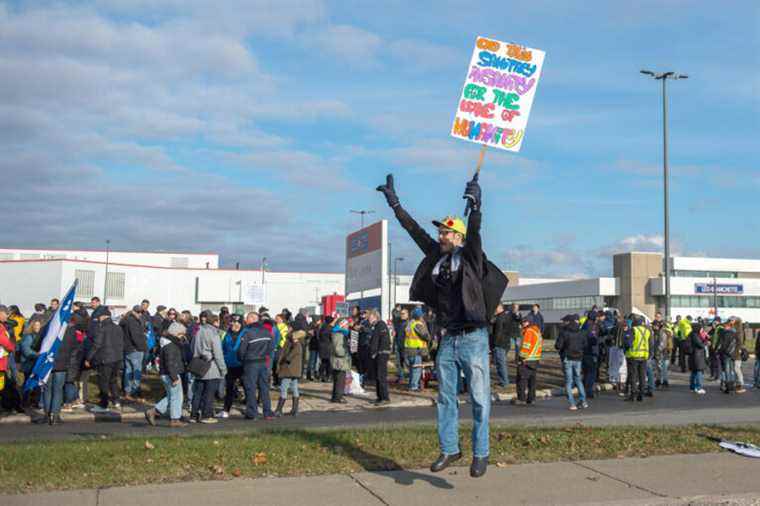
xmin=0 ymin=323 xmax=15 ymax=372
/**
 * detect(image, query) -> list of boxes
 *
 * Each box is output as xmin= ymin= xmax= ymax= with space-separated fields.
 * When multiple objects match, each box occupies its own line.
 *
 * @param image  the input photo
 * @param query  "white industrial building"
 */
xmin=0 ymin=248 xmax=417 ymax=317
xmin=505 ymin=252 xmax=760 ymax=325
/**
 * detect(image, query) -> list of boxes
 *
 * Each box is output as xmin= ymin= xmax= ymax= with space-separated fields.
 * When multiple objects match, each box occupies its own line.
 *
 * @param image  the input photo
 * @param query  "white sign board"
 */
xmin=344 ymin=220 xmax=389 ymax=319
xmin=242 ymin=283 xmax=266 ymax=306
xmin=451 ymin=36 xmax=545 ymax=152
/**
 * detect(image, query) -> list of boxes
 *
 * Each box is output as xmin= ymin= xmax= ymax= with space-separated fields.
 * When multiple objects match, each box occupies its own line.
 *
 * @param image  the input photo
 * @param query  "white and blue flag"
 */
xmin=24 ymin=280 xmax=78 ymax=392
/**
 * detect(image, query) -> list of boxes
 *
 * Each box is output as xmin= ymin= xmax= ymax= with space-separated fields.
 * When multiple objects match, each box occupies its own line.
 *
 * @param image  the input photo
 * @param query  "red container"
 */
xmin=321 ymin=294 xmax=345 ymax=317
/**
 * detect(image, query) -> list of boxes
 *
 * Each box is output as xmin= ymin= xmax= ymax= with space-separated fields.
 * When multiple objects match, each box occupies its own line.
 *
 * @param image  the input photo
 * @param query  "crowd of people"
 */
xmin=0 ymin=297 xmax=757 ymax=426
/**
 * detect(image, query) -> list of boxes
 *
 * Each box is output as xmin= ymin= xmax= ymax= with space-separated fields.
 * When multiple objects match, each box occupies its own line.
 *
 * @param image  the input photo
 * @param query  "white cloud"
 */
xmin=311 ymin=24 xmax=382 ymax=66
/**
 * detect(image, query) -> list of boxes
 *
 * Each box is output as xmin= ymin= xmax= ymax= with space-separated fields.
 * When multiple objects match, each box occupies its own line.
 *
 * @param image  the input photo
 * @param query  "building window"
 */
xmin=673 ymin=270 xmax=738 ymax=279
xmin=171 ymin=257 xmax=189 ymax=268
xmin=106 ymin=272 xmax=125 ymax=299
xmin=20 ymin=253 xmax=41 ymax=260
xmin=75 ymin=270 xmax=96 ymax=299
xmin=0 ymin=253 xmax=13 ymax=261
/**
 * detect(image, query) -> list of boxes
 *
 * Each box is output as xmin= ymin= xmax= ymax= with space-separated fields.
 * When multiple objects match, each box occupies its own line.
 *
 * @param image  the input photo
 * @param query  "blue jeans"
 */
xmin=657 ymin=358 xmax=670 ymax=384
xmin=307 ymin=350 xmax=319 ymax=378
xmin=406 ymin=352 xmax=422 ymax=390
xmin=493 ymin=347 xmax=509 ymax=386
xmin=563 ymin=359 xmax=586 ymax=407
xmin=754 ymin=359 xmax=760 ymax=388
xmin=155 ymin=375 xmax=183 ymax=420
xmin=436 ymin=327 xmax=490 ymax=458
xmin=123 ymin=351 xmax=144 ymax=396
xmin=64 ymin=382 xmax=79 ymax=404
xmin=243 ymin=362 xmax=272 ymax=418
xmin=690 ymin=370 xmax=704 ymax=391
xmin=43 ymin=371 xmax=67 ymax=415
xmin=723 ymin=357 xmax=736 ymax=384
xmin=184 ymin=372 xmax=195 ymax=406
xmin=646 ymin=359 xmax=655 ymax=392
xmin=279 ymin=378 xmax=300 ymax=399
xmin=395 ymin=350 xmax=405 ymax=380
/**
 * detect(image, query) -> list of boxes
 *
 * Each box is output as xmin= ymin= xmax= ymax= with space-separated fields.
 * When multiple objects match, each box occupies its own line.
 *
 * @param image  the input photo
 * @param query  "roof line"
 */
xmin=0 ymin=247 xmax=217 ymax=256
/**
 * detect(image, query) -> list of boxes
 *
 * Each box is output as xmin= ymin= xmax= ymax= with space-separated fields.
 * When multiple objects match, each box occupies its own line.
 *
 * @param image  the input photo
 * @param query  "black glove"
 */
xmin=376 ymin=174 xmax=400 ymax=208
xmin=463 ymin=173 xmax=481 ymax=212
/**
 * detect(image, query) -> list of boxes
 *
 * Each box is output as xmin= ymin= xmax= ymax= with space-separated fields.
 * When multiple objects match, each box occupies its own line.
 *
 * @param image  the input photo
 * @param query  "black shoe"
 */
xmin=655 ymin=380 xmax=661 ymax=387
xmin=470 ymin=456 xmax=488 ymax=478
xmin=290 ymin=397 xmax=299 ymax=417
xmin=274 ymin=398 xmax=286 ymax=417
xmin=430 ymin=452 xmax=462 ymax=472
xmin=636 ymin=395 xmax=643 ymax=402
xmin=663 ymin=381 xmax=670 ymax=388
xmin=645 ymin=391 xmax=654 ymax=398
xmin=33 ymin=415 xmax=49 ymax=424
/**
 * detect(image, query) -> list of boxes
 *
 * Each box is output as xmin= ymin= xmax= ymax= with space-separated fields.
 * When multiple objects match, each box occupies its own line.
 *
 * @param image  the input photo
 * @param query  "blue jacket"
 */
xmin=222 ymin=330 xmax=243 ymax=368
xmin=20 ymin=332 xmax=40 ymax=374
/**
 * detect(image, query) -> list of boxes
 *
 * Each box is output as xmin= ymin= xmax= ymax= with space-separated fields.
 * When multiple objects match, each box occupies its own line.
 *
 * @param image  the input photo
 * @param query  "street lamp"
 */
xmin=350 ymin=209 xmax=375 ymax=229
xmin=103 ymin=239 xmax=111 ymax=305
xmin=393 ymin=257 xmax=404 ymax=309
xmin=640 ymin=69 xmax=688 ymax=320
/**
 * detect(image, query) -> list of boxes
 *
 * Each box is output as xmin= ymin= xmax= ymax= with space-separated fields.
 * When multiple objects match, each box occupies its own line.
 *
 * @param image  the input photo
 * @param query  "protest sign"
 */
xmin=451 ymin=36 xmax=545 ymax=152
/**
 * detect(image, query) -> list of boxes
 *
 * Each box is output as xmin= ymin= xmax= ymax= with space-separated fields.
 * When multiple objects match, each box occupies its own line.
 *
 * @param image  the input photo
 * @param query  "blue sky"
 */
xmin=1 ymin=1 xmax=757 ymax=276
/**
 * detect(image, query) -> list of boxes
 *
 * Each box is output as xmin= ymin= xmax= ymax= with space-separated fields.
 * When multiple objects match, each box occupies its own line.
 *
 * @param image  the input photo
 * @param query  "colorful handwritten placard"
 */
xmin=451 ymin=36 xmax=545 ymax=152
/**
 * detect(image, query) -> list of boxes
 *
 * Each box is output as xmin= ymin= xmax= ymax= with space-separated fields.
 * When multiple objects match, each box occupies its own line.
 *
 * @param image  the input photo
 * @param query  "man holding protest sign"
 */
xmin=377 ymin=173 xmax=507 ymax=478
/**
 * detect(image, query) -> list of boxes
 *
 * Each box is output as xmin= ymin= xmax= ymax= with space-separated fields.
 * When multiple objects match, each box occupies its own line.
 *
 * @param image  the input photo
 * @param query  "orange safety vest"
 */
xmin=519 ymin=325 xmax=542 ymax=361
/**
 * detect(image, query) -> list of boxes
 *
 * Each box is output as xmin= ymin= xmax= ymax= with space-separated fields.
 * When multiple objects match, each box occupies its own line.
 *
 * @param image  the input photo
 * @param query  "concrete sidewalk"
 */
xmin=3 ymin=452 xmax=759 ymax=505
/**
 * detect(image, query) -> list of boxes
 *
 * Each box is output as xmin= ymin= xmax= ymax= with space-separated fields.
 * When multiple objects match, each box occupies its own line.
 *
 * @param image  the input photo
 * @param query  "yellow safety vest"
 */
xmin=276 ymin=322 xmax=289 ymax=348
xmin=626 ymin=326 xmax=650 ymax=360
xmin=677 ymin=319 xmax=692 ymax=341
xmin=404 ymin=320 xmax=427 ymax=349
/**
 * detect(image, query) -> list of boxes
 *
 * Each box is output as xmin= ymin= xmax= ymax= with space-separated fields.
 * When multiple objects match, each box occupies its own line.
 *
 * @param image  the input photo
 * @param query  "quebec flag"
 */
xmin=24 ymin=280 xmax=78 ymax=392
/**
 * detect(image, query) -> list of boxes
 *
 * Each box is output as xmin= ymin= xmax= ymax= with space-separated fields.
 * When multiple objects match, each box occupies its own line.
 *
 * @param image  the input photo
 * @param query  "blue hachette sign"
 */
xmin=694 ymin=283 xmax=744 ymax=295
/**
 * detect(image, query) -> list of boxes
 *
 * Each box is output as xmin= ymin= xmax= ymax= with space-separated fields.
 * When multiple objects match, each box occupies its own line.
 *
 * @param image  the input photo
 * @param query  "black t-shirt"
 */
xmin=433 ymin=253 xmax=467 ymax=333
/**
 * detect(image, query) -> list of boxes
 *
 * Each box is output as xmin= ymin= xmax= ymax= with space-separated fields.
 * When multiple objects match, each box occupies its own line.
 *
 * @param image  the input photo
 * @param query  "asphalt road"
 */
xmin=3 ymin=377 xmax=759 ymax=443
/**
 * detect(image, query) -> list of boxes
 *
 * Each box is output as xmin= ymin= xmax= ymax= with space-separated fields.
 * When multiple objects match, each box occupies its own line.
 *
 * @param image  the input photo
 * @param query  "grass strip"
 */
xmin=2 ymin=424 xmax=760 ymax=494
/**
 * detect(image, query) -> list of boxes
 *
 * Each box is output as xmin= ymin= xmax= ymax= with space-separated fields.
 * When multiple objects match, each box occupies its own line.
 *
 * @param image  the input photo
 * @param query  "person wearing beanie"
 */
xmin=377 ymin=172 xmax=508 ymax=478
xmin=86 ymin=308 xmax=124 ymax=414
xmin=276 ymin=329 xmax=304 ymax=416
xmin=146 ymin=322 xmax=187 ymax=427
xmin=329 ymin=318 xmax=351 ymax=404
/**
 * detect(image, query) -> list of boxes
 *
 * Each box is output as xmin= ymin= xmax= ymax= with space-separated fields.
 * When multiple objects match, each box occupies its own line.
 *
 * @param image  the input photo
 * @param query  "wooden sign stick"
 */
xmin=464 ymin=144 xmax=488 ymax=215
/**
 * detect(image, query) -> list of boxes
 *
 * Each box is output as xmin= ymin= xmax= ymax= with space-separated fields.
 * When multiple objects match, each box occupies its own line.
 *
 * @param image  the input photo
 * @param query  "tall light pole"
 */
xmin=350 ymin=209 xmax=375 ymax=229
xmin=393 ymin=257 xmax=404 ymax=309
xmin=103 ymin=239 xmax=111 ymax=305
xmin=640 ymin=69 xmax=688 ymax=321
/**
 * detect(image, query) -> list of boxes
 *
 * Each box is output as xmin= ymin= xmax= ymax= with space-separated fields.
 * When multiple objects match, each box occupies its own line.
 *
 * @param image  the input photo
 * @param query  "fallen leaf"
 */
xmin=144 ymin=441 xmax=155 ymax=450
xmin=232 ymin=469 xmax=242 ymax=477
xmin=210 ymin=464 xmax=224 ymax=475
xmin=213 ymin=440 xmax=220 ymax=446
xmin=496 ymin=462 xmax=508 ymax=468
xmin=252 ymin=452 xmax=267 ymax=465
xmin=146 ymin=458 xmax=153 ymax=464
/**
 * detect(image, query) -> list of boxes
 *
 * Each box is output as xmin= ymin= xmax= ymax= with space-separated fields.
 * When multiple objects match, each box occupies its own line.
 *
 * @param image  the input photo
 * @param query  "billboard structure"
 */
xmin=345 ymin=220 xmax=389 ymax=320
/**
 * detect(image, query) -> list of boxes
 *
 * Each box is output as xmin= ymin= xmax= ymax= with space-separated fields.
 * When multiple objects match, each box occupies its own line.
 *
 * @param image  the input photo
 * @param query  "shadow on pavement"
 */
xmin=284 ymin=429 xmax=454 ymax=490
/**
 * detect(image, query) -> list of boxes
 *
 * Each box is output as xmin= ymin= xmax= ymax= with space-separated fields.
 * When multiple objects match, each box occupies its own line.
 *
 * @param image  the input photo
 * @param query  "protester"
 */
xmin=652 ymin=318 xmax=673 ymax=389
xmin=754 ymin=328 xmax=760 ymax=389
xmin=733 ymin=318 xmax=748 ymax=393
xmin=86 ymin=309 xmax=124 ymax=413
xmin=120 ymin=305 xmax=147 ymax=401
xmin=608 ymin=315 xmax=629 ymax=394
xmin=512 ymin=318 xmax=542 ymax=406
xmin=555 ymin=314 xmax=587 ymax=410
xmin=625 ymin=316 xmax=650 ymax=402
xmin=367 ymin=309 xmax=391 ymax=405
xmin=329 ymin=318 xmax=351 ymax=404
xmin=317 ymin=314 xmax=334 ymax=382
xmin=709 ymin=317 xmax=723 ymax=381
xmin=718 ymin=319 xmax=740 ymax=394
xmin=145 ymin=322 xmax=187 ymax=427
xmin=404 ymin=307 xmax=430 ymax=391
xmin=0 ymin=306 xmax=19 ymax=407
xmin=491 ymin=304 xmax=511 ymax=388
xmin=526 ymin=304 xmax=544 ymax=334
xmin=582 ymin=314 xmax=601 ymax=399
xmin=190 ymin=313 xmax=227 ymax=423
xmin=392 ymin=307 xmax=408 ymax=383
xmin=677 ymin=315 xmax=692 ymax=373
xmin=8 ymin=305 xmax=25 ymax=343
xmin=19 ymin=319 xmax=42 ymax=407
xmin=219 ymin=317 xmax=245 ymax=419
xmin=38 ymin=313 xmax=83 ymax=425
xmin=276 ymin=329 xmax=303 ymax=416
xmin=238 ymin=312 xmax=274 ymax=420
xmin=306 ymin=315 xmax=321 ymax=381
xmin=689 ymin=322 xmax=708 ymax=394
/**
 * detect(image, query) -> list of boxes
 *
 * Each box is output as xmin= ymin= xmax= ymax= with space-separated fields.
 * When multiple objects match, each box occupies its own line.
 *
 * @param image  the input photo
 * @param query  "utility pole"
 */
xmin=394 ymin=257 xmax=404 ymax=310
xmin=640 ymin=69 xmax=688 ymax=320
xmin=103 ymin=239 xmax=111 ymax=305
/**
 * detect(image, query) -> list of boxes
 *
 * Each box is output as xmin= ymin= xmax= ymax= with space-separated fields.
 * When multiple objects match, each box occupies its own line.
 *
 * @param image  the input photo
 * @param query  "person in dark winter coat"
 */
xmin=689 ymin=323 xmax=708 ymax=394
xmin=40 ymin=314 xmax=83 ymax=425
xmin=317 ymin=315 xmax=334 ymax=382
xmin=368 ymin=309 xmax=391 ymax=404
xmin=86 ymin=309 xmax=124 ymax=412
xmin=306 ymin=316 xmax=321 ymax=380
xmin=120 ymin=307 xmax=147 ymax=399
xmin=555 ymin=315 xmax=588 ymax=410
xmin=238 ymin=312 xmax=274 ymax=420
xmin=146 ymin=322 xmax=187 ymax=427
xmin=491 ymin=304 xmax=511 ymax=387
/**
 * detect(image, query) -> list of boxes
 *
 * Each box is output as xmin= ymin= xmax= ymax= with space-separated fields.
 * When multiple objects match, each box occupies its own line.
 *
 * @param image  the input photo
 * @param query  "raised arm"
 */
xmin=377 ymin=174 xmax=437 ymax=256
